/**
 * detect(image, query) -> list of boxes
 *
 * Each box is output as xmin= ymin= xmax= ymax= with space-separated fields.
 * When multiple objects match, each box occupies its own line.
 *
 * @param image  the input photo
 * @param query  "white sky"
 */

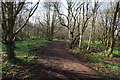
xmin=29 ymin=0 xmax=68 ymax=23
xmin=26 ymin=0 xmax=118 ymax=2
xmin=28 ymin=0 xmax=116 ymax=23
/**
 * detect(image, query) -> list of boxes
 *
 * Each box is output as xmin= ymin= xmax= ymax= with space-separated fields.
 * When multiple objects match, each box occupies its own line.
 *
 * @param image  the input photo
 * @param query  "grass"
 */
xmin=15 ymin=40 xmax=50 ymax=53
xmin=2 ymin=40 xmax=50 ymax=56
xmin=114 ymin=42 xmax=120 ymax=46
xmin=89 ymin=51 xmax=120 ymax=71
xmin=2 ymin=58 xmax=39 ymax=76
xmin=2 ymin=39 xmax=50 ymax=79
xmin=71 ymin=41 xmax=120 ymax=78
xmin=53 ymin=38 xmax=69 ymax=42
xmin=98 ymin=61 xmax=120 ymax=71
xmin=112 ymin=50 xmax=120 ymax=58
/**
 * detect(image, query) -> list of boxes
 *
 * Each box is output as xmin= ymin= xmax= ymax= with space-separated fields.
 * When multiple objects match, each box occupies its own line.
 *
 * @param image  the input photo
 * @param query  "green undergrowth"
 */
xmin=2 ymin=57 xmax=39 ymax=78
xmin=15 ymin=40 xmax=50 ymax=56
xmin=89 ymin=51 xmax=120 ymax=72
xmin=71 ymin=41 xmax=120 ymax=78
xmin=98 ymin=61 xmax=120 ymax=72
xmin=83 ymin=41 xmax=104 ymax=45
xmin=53 ymin=38 xmax=65 ymax=41
xmin=114 ymin=42 xmax=120 ymax=46
xmin=2 ymin=40 xmax=50 ymax=55
xmin=2 ymin=39 xmax=50 ymax=79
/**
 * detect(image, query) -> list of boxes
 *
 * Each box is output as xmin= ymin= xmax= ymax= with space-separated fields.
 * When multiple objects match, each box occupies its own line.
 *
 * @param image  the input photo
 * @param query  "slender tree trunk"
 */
xmin=108 ymin=38 xmax=114 ymax=56
xmin=78 ymin=0 xmax=84 ymax=49
xmin=107 ymin=39 xmax=109 ymax=48
xmin=79 ymin=34 xmax=83 ymax=48
xmin=68 ymin=29 xmax=73 ymax=49
xmin=87 ymin=31 xmax=92 ymax=50
xmin=107 ymin=29 xmax=110 ymax=48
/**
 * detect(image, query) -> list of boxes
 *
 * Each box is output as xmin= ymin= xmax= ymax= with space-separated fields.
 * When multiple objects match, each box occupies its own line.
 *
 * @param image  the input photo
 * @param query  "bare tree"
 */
xmin=55 ymin=0 xmax=93 ymax=49
xmin=87 ymin=1 xmax=100 ymax=50
xmin=38 ymin=2 xmax=61 ymax=41
xmin=1 ymin=1 xmax=39 ymax=59
xmin=108 ymin=2 xmax=120 ymax=56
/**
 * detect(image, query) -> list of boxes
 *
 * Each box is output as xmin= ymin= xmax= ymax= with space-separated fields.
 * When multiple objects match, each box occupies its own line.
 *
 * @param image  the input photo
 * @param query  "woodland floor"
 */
xmin=30 ymin=41 xmax=100 ymax=80
xmin=3 ymin=41 xmax=120 ymax=80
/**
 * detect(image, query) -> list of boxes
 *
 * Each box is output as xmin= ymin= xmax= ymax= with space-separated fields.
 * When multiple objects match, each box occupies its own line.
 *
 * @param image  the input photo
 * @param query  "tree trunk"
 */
xmin=107 ymin=39 xmax=109 ymax=48
xmin=6 ymin=41 xmax=16 ymax=60
xmin=5 ymin=2 xmax=15 ymax=60
xmin=108 ymin=2 xmax=119 ymax=56
xmin=104 ymin=38 xmax=107 ymax=45
xmin=79 ymin=34 xmax=82 ymax=48
xmin=68 ymin=29 xmax=73 ymax=49
xmin=87 ymin=31 xmax=92 ymax=50
xmin=69 ymin=38 xmax=73 ymax=49
xmin=1 ymin=2 xmax=39 ymax=60
xmin=108 ymin=38 xmax=114 ymax=57
xmin=49 ymin=33 xmax=53 ymax=41
xmin=107 ymin=30 xmax=110 ymax=48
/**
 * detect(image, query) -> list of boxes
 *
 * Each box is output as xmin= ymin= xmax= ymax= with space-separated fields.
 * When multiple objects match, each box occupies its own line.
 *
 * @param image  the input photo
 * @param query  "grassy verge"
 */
xmin=2 ymin=40 xmax=50 ymax=79
xmin=71 ymin=41 xmax=120 ymax=79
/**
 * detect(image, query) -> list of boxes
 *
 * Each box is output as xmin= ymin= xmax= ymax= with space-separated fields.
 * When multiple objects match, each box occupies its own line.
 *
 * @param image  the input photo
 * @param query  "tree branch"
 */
xmin=14 ymin=0 xmax=40 ymax=36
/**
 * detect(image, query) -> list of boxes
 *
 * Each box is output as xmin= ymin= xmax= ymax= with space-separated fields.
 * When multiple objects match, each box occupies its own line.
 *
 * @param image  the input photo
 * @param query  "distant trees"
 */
xmin=55 ymin=0 xmax=97 ymax=49
xmin=55 ymin=1 xmax=120 ymax=56
xmin=87 ymin=1 xmax=100 ymax=50
xmin=1 ymin=1 xmax=39 ymax=59
xmin=98 ymin=2 xmax=120 ymax=56
xmin=37 ymin=2 xmax=61 ymax=41
xmin=99 ymin=8 xmax=111 ymax=47
xmin=1 ymin=0 xmax=120 ymax=60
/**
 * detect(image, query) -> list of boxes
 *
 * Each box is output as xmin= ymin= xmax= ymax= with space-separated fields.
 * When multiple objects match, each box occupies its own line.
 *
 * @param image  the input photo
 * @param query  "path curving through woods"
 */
xmin=32 ymin=41 xmax=100 ymax=80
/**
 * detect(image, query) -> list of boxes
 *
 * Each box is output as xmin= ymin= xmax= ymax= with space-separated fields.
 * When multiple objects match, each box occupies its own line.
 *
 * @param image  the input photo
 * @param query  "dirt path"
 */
xmin=32 ymin=41 xmax=100 ymax=80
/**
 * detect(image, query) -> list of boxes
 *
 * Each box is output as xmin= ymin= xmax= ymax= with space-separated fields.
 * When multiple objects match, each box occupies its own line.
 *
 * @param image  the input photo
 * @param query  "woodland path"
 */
xmin=32 ymin=41 xmax=100 ymax=80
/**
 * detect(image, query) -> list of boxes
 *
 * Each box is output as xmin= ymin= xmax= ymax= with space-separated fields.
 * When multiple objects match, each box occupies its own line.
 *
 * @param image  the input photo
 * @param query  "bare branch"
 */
xmin=14 ymin=0 xmax=40 ymax=35
xmin=14 ymin=2 xmax=25 ymax=18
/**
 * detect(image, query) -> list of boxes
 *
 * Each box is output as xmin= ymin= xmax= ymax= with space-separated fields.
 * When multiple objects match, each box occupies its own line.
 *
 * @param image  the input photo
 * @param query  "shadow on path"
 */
xmin=31 ymin=41 xmax=101 ymax=80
